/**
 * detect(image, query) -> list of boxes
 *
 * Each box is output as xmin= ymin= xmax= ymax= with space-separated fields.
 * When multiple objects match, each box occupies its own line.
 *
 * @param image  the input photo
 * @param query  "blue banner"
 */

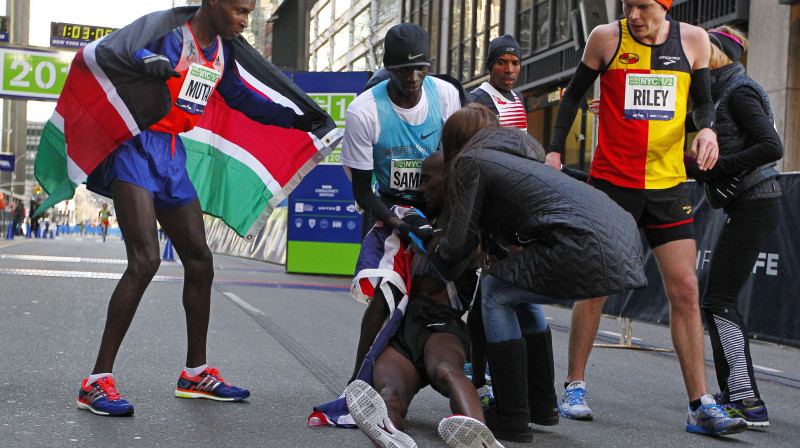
xmin=286 ymin=72 xmax=371 ymax=274
xmin=0 ymin=153 xmax=14 ymax=171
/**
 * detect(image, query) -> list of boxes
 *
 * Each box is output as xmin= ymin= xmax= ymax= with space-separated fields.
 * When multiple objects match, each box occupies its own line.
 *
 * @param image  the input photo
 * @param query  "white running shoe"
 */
xmin=345 ymin=380 xmax=417 ymax=448
xmin=438 ymin=415 xmax=505 ymax=448
xmin=559 ymin=380 xmax=593 ymax=420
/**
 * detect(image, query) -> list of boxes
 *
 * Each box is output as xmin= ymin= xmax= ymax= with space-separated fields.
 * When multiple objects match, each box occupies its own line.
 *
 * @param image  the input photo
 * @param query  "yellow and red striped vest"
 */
xmin=592 ymin=18 xmax=691 ymax=189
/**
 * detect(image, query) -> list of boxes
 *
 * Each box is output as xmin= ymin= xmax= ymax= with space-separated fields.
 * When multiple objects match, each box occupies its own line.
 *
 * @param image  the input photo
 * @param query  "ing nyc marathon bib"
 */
xmin=150 ymin=23 xmax=225 ymax=134
xmin=624 ymin=73 xmax=677 ymax=120
xmin=176 ymin=63 xmax=222 ymax=115
xmin=390 ymin=158 xmax=424 ymax=190
xmin=592 ymin=18 xmax=692 ymax=189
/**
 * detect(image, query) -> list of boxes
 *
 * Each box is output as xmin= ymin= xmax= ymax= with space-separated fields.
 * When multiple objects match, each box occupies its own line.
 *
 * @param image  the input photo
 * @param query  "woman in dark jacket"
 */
xmin=429 ymin=104 xmax=646 ymax=442
xmin=685 ymin=26 xmax=782 ymax=428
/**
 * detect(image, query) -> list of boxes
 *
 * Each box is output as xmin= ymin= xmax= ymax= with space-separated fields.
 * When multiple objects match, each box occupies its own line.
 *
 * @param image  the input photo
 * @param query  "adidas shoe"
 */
xmin=559 ymin=381 xmax=592 ymax=420
xmin=77 ymin=376 xmax=134 ymax=416
xmin=175 ymin=367 xmax=249 ymax=401
xmin=720 ymin=398 xmax=770 ymax=428
xmin=686 ymin=394 xmax=748 ymax=436
xmin=438 ymin=415 xmax=505 ymax=448
xmin=345 ymin=379 xmax=416 ymax=448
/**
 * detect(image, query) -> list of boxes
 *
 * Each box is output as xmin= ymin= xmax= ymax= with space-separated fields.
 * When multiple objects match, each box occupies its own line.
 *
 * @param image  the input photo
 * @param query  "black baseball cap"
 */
xmin=383 ymin=23 xmax=431 ymax=69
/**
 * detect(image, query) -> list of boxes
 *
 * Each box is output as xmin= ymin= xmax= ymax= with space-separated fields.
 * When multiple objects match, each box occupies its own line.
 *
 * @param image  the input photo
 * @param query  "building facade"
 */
xmin=274 ymin=0 xmax=800 ymax=172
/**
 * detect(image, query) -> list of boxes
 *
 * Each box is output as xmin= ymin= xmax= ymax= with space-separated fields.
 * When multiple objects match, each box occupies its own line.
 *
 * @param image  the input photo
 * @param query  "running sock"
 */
xmin=87 ymin=373 xmax=112 ymax=384
xmin=564 ymin=382 xmax=571 ymax=390
xmin=184 ymin=364 xmax=209 ymax=377
xmin=690 ymin=394 xmax=716 ymax=411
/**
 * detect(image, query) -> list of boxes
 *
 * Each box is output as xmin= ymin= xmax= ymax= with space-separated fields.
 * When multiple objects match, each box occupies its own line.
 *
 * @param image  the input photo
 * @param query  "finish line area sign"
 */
xmin=0 ymin=47 xmax=73 ymax=101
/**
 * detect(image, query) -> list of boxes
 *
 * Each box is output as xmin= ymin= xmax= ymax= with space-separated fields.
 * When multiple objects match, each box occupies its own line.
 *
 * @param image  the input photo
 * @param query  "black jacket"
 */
xmin=430 ymin=127 xmax=646 ymax=300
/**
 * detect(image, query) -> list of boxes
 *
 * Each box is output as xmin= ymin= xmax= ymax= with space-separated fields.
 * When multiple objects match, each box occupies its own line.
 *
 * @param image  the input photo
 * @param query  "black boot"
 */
xmin=525 ymin=328 xmax=559 ymax=426
xmin=484 ymin=339 xmax=533 ymax=443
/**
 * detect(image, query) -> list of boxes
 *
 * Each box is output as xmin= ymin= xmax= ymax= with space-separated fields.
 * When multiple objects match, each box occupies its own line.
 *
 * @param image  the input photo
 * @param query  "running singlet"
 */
xmin=372 ymin=77 xmax=442 ymax=201
xmin=150 ymin=24 xmax=225 ymax=135
xmin=473 ymin=82 xmax=527 ymax=131
xmin=99 ymin=209 xmax=111 ymax=221
xmin=592 ymin=18 xmax=692 ymax=189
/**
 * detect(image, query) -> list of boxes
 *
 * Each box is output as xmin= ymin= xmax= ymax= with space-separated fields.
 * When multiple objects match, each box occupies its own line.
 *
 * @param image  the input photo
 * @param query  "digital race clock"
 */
xmin=50 ymin=22 xmax=117 ymax=49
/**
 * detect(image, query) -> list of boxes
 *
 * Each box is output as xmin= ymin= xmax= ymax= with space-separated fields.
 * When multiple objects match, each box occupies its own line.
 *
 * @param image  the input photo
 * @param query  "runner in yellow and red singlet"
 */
xmin=545 ymin=0 xmax=746 ymax=437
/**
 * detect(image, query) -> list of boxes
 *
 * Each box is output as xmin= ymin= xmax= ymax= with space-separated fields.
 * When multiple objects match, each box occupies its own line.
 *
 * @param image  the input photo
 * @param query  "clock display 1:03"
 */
xmin=56 ymin=23 xmax=115 ymax=41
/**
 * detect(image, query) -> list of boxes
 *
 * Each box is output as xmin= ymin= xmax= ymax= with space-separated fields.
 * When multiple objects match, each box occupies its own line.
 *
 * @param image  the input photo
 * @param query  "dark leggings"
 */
xmin=701 ymin=197 xmax=780 ymax=403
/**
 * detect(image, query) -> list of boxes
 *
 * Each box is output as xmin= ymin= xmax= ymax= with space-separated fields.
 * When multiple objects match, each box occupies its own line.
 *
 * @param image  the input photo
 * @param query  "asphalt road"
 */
xmin=1 ymin=234 xmax=799 ymax=447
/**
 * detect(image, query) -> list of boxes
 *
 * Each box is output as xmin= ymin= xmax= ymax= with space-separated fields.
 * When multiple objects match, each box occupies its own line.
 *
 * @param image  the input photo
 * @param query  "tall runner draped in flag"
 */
xmin=466 ymin=34 xmax=559 ymax=429
xmin=545 ymin=0 xmax=745 ymax=436
xmin=339 ymin=23 xmax=462 ymax=388
xmin=64 ymin=0 xmax=327 ymax=417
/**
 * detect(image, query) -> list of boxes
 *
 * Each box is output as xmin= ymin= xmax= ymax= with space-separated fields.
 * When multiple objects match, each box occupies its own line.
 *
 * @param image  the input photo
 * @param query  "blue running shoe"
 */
xmin=77 ymin=376 xmax=134 ymax=416
xmin=686 ymin=394 xmax=747 ymax=435
xmin=721 ymin=398 xmax=770 ymax=428
xmin=175 ymin=367 xmax=250 ymax=401
xmin=559 ymin=381 xmax=592 ymax=420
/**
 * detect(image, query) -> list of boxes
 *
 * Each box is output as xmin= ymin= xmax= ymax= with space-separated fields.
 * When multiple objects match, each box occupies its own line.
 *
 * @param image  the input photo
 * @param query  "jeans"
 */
xmin=481 ymin=274 xmax=550 ymax=343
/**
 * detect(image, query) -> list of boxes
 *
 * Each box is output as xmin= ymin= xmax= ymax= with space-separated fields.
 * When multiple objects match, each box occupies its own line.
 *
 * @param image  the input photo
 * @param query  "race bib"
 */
xmin=175 ymin=63 xmax=221 ymax=115
xmin=624 ymin=73 xmax=677 ymax=121
xmin=390 ymin=159 xmax=423 ymax=191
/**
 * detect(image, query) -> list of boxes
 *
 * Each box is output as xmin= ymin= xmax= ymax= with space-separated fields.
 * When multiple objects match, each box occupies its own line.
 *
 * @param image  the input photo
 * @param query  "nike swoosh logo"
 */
xmin=408 ymin=53 xmax=423 ymax=60
xmin=420 ymin=131 xmax=436 ymax=140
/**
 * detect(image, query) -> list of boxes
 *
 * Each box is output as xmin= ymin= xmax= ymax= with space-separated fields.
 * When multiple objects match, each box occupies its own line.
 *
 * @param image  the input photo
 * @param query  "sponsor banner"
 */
xmin=0 ymin=47 xmax=73 ymax=101
xmin=604 ymin=173 xmax=800 ymax=349
xmin=287 ymin=71 xmax=370 ymax=275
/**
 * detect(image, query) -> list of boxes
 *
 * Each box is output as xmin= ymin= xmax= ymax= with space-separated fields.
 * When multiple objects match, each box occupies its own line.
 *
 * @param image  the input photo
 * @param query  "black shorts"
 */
xmin=388 ymin=294 xmax=469 ymax=388
xmin=589 ymin=177 xmax=694 ymax=248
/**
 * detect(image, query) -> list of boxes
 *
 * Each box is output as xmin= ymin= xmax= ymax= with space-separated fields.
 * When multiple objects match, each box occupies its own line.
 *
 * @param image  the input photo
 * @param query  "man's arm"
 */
xmin=682 ymin=23 xmax=718 ymax=171
xmin=545 ymin=23 xmax=616 ymax=169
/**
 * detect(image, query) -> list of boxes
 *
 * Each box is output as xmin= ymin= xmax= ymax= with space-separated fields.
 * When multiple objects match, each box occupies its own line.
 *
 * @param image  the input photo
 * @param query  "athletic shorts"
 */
xmin=100 ymin=220 xmax=109 ymax=226
xmin=589 ymin=177 xmax=694 ymax=248
xmin=86 ymin=130 xmax=198 ymax=210
xmin=387 ymin=294 xmax=469 ymax=389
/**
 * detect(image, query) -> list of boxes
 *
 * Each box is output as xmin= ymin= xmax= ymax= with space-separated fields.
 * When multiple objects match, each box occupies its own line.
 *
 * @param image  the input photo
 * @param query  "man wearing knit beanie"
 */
xmin=468 ymin=35 xmax=527 ymax=131
xmin=545 ymin=0 xmax=748 ymax=437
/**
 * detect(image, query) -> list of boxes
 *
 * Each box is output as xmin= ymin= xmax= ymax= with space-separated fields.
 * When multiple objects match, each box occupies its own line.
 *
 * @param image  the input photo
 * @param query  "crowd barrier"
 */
xmin=605 ymin=173 xmax=800 ymax=349
xmin=204 ymin=207 xmax=287 ymax=265
xmin=202 ymin=175 xmax=800 ymax=349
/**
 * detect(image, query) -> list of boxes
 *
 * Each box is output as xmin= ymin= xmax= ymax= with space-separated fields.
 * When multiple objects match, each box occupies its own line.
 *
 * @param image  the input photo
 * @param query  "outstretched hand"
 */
xmin=398 ymin=209 xmax=435 ymax=243
xmin=545 ymin=152 xmax=562 ymax=170
xmin=691 ymin=128 xmax=719 ymax=171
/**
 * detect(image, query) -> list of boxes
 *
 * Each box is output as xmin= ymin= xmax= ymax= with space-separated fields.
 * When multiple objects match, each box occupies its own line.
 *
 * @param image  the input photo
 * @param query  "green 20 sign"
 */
xmin=1 ymin=48 xmax=73 ymax=100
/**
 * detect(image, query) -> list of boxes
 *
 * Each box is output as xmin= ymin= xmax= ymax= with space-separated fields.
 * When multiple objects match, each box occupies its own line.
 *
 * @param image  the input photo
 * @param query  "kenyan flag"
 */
xmin=35 ymin=7 xmax=340 ymax=239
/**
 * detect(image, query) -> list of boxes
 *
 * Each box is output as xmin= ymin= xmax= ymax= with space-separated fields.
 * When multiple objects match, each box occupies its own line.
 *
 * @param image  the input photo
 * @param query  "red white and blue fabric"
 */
xmin=309 ymin=206 xmax=417 ymax=428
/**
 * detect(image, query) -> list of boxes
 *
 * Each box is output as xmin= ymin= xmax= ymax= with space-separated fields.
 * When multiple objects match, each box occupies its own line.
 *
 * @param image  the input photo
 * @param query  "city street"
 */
xmin=1 ymin=235 xmax=799 ymax=447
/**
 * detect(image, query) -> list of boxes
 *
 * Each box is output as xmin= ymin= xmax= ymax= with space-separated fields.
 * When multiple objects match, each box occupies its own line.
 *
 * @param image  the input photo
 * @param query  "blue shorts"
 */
xmin=87 ymin=130 xmax=198 ymax=210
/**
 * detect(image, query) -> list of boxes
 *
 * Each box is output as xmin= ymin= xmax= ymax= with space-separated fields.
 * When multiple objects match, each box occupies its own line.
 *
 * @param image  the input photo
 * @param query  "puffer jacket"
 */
xmin=431 ymin=127 xmax=646 ymax=300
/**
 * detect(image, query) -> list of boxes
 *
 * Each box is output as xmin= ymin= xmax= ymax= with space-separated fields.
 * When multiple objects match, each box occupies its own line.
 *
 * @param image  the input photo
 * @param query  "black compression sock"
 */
xmin=689 ymin=398 xmax=702 ymax=411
